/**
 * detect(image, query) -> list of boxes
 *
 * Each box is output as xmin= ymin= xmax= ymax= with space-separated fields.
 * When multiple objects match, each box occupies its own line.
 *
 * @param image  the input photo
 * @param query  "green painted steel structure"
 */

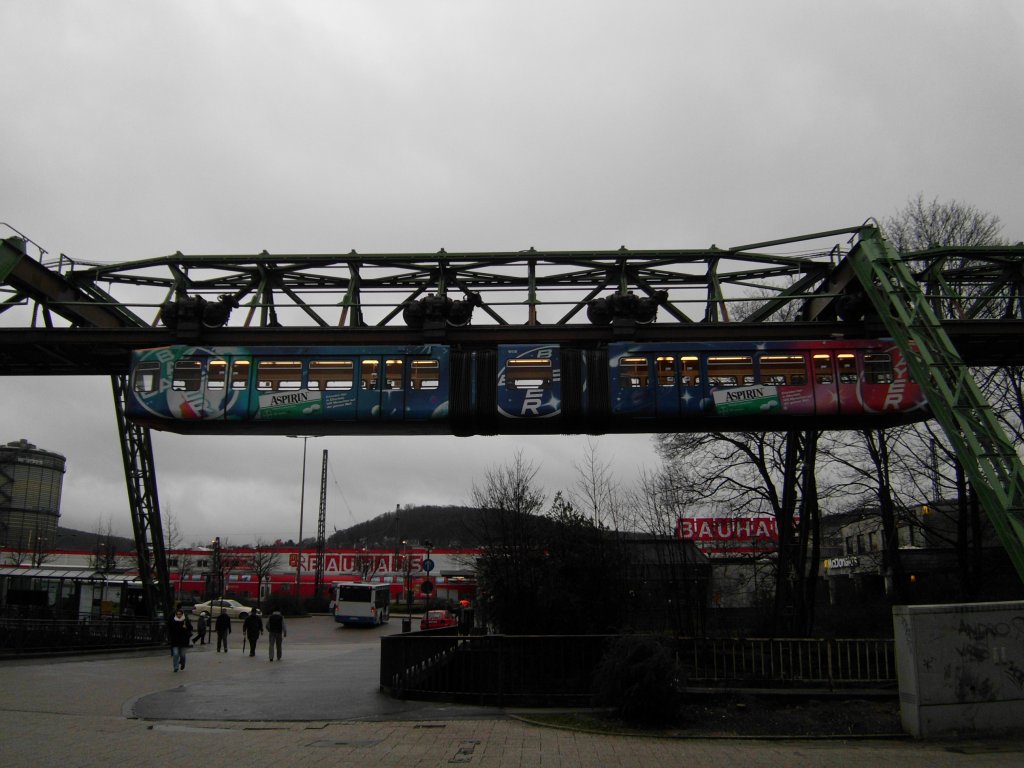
xmin=847 ymin=226 xmax=1024 ymax=583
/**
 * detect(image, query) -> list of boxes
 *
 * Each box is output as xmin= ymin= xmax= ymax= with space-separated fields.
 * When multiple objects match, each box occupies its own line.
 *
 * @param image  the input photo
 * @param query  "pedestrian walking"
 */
xmin=267 ymin=609 xmax=287 ymax=662
xmin=215 ymin=609 xmax=231 ymax=652
xmin=168 ymin=605 xmax=193 ymax=672
xmin=192 ymin=612 xmax=208 ymax=645
xmin=242 ymin=609 xmax=263 ymax=657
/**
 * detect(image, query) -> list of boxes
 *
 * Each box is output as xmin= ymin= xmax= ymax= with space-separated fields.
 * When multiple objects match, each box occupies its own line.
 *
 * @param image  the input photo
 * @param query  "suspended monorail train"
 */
xmin=126 ymin=339 xmax=928 ymax=435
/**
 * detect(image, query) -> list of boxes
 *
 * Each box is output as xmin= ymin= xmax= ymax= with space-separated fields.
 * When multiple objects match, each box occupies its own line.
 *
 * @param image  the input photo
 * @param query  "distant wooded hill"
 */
xmin=327 ymin=505 xmax=485 ymax=549
xmin=56 ymin=526 xmax=136 ymax=552
xmin=52 ymin=504 xmax=487 ymax=554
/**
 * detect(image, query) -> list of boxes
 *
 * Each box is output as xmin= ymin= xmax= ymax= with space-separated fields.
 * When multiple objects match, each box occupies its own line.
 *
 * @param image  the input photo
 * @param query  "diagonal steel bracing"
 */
xmin=847 ymin=227 xmax=1024 ymax=584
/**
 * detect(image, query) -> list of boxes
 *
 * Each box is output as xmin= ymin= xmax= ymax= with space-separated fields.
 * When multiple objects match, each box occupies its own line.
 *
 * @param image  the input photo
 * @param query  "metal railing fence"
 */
xmin=0 ymin=617 xmax=166 ymax=656
xmin=381 ymin=633 xmax=896 ymax=705
xmin=678 ymin=637 xmax=895 ymax=688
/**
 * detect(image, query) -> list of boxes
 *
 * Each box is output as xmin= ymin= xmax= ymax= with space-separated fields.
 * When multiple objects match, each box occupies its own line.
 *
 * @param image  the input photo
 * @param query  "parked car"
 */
xmin=191 ymin=598 xmax=253 ymax=620
xmin=419 ymin=609 xmax=458 ymax=631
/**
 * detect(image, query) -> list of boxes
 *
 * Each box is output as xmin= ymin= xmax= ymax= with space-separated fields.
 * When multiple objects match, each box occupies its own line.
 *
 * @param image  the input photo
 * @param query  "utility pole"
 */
xmin=314 ymin=450 xmax=328 ymax=603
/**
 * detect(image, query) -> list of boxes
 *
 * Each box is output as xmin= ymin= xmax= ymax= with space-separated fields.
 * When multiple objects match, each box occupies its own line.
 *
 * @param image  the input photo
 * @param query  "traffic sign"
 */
xmin=422 ymin=558 xmax=435 ymax=573
xmin=420 ymin=580 xmax=434 ymax=595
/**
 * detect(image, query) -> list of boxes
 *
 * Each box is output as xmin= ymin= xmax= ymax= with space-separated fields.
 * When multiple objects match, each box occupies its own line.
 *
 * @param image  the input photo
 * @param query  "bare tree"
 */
xmin=654 ymin=429 xmax=825 ymax=635
xmin=164 ymin=508 xmax=194 ymax=601
xmin=819 ymin=427 xmax=923 ymax=601
xmin=249 ymin=539 xmax=282 ymax=609
xmin=6 ymin=528 xmax=55 ymax=567
xmin=355 ymin=549 xmax=375 ymax=581
xmin=883 ymin=194 xmax=1006 ymax=252
xmin=571 ymin=438 xmax=623 ymax=529
xmin=468 ymin=451 xmax=547 ymax=632
xmin=90 ymin=517 xmax=121 ymax=573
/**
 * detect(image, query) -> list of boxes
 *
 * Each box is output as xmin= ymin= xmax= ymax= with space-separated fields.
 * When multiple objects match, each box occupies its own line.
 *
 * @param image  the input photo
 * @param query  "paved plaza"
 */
xmin=2 ymin=615 xmax=1023 ymax=767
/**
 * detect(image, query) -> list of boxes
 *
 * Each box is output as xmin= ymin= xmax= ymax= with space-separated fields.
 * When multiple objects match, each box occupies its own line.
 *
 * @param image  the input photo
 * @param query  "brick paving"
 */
xmin=5 ymin=710 xmax=1024 ymax=767
xmin=2 ymin=617 xmax=1023 ymax=767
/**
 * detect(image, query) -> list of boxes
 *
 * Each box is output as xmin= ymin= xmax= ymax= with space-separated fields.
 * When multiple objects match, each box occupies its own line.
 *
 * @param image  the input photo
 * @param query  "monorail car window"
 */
xmin=410 ymin=359 xmax=440 ymax=390
xmin=208 ymin=360 xmax=227 ymax=391
xmin=308 ymin=360 xmax=354 ymax=391
xmin=760 ymin=354 xmax=807 ymax=386
xmin=619 ymin=357 xmax=648 ymax=388
xmin=812 ymin=354 xmax=833 ymax=384
xmin=172 ymin=360 xmax=202 ymax=391
xmin=133 ymin=361 xmax=160 ymax=393
xmin=231 ymin=360 xmax=250 ymax=390
xmin=837 ymin=354 xmax=857 ymax=384
xmin=681 ymin=356 xmax=700 ymax=386
xmin=361 ymin=359 xmax=380 ymax=390
xmin=385 ymin=359 xmax=403 ymax=390
xmin=256 ymin=360 xmax=302 ymax=391
xmin=507 ymin=358 xmax=552 ymax=389
xmin=863 ymin=353 xmax=894 ymax=384
xmin=656 ymin=356 xmax=675 ymax=386
xmin=707 ymin=355 xmax=753 ymax=387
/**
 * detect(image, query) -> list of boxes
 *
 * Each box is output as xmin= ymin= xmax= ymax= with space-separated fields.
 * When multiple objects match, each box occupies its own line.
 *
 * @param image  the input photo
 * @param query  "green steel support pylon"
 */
xmin=847 ymin=226 xmax=1024 ymax=585
xmin=111 ymin=375 xmax=174 ymax=618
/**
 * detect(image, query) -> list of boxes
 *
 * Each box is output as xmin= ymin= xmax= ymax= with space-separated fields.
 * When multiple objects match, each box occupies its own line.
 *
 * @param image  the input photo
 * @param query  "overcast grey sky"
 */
xmin=3 ymin=1 xmax=1022 ymax=544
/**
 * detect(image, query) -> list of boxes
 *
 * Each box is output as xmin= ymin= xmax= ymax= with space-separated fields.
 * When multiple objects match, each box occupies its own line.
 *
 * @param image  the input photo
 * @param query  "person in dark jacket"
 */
xmin=192 ymin=612 xmax=208 ymax=645
xmin=242 ymin=609 xmax=263 ymax=657
xmin=266 ymin=609 xmax=287 ymax=662
xmin=215 ymin=609 xmax=232 ymax=652
xmin=168 ymin=605 xmax=193 ymax=672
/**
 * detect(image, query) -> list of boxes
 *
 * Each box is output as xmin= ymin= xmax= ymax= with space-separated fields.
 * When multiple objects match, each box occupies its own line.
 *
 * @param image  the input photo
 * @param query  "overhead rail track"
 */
xmin=3 ymin=231 xmax=1024 ymax=374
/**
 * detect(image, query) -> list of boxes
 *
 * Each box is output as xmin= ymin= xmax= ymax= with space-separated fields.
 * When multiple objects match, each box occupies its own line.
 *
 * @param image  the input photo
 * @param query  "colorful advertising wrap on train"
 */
xmin=676 ymin=516 xmax=780 ymax=553
xmin=257 ymin=389 xmax=322 ymax=419
xmin=711 ymin=386 xmax=780 ymax=416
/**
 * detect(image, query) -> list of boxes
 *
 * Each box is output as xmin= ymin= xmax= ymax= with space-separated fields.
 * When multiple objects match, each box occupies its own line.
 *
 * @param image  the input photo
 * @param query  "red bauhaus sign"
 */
xmin=675 ymin=516 xmax=779 ymax=553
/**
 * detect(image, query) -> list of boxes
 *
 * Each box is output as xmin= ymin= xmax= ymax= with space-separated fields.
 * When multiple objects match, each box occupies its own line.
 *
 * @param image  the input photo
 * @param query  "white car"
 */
xmin=191 ymin=598 xmax=253 ymax=620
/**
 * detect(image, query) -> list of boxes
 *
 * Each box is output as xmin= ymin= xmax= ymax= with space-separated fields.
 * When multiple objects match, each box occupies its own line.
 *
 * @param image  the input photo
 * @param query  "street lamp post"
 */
xmin=402 ymin=539 xmax=412 ymax=633
xmin=289 ymin=436 xmax=310 ymax=612
xmin=209 ymin=537 xmax=221 ymax=643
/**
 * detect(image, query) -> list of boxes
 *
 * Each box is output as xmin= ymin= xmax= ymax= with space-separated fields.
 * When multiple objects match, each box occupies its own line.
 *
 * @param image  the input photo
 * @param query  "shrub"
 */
xmin=592 ymin=635 xmax=679 ymax=726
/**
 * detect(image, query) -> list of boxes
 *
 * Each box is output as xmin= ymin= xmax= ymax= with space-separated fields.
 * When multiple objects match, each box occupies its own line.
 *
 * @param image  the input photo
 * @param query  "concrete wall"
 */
xmin=893 ymin=601 xmax=1024 ymax=737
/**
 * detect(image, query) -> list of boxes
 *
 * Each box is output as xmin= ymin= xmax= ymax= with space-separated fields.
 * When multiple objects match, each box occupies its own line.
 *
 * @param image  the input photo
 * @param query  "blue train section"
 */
xmin=127 ymin=339 xmax=928 ymax=435
xmin=129 ymin=344 xmax=452 ymax=435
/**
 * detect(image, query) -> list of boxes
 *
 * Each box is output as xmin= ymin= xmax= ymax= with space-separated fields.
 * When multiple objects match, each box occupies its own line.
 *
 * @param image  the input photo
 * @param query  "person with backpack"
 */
xmin=267 ymin=609 xmax=287 ymax=662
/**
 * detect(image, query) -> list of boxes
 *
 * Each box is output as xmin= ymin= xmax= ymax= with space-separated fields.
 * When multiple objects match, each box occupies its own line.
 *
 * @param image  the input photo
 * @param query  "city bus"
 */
xmin=332 ymin=582 xmax=391 ymax=626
